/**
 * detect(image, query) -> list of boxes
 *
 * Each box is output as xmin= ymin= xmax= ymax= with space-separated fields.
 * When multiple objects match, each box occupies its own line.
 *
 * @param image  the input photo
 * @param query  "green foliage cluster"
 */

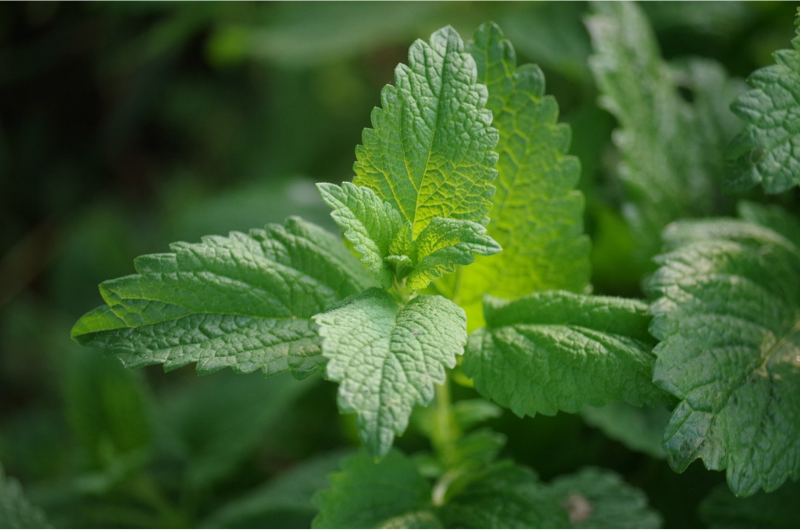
xmin=2 ymin=2 xmax=800 ymax=528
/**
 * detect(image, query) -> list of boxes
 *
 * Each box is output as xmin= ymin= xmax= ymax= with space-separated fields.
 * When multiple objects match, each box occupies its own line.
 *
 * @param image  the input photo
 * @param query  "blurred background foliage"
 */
xmin=1 ymin=2 xmax=798 ymax=528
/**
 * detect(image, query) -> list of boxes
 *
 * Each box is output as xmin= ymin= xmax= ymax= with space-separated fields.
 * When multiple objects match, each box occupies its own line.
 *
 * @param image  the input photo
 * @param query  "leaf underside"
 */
xmin=647 ymin=202 xmax=800 ymax=496
xmin=71 ymin=217 xmax=375 ymax=379
xmin=725 ymin=22 xmax=800 ymax=193
xmin=464 ymin=291 xmax=667 ymax=418
xmin=314 ymin=288 xmax=466 ymax=457
xmin=353 ymin=25 xmax=499 ymax=238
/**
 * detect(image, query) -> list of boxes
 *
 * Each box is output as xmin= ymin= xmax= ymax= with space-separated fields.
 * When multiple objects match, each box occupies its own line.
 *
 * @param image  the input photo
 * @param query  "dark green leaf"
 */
xmin=647 ymin=207 xmax=800 ymax=495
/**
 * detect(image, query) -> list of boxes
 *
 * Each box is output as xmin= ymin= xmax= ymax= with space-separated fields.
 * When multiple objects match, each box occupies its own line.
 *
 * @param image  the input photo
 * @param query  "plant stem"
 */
xmin=432 ymin=375 xmax=459 ymax=460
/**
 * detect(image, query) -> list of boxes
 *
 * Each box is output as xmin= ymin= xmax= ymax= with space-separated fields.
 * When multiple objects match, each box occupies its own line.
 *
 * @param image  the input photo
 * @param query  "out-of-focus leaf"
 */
xmin=161 ymin=371 xmax=315 ymax=488
xmin=201 ymin=449 xmax=351 ymax=529
xmin=0 ymin=466 xmax=51 ymax=529
xmin=699 ymin=480 xmax=800 ymax=528
xmin=312 ymin=449 xmax=438 ymax=529
xmin=548 ymin=467 xmax=662 ymax=528
xmin=581 ymin=403 xmax=669 ymax=459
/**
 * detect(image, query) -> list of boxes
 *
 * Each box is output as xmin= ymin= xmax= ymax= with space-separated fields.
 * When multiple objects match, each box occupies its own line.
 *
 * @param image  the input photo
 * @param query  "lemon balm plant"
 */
xmin=68 ymin=4 xmax=800 ymax=528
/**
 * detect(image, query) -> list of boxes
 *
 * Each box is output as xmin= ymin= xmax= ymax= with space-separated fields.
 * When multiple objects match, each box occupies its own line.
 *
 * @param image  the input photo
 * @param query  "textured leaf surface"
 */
xmin=587 ymin=3 xmax=736 ymax=262
xmin=353 ymin=26 xmax=498 ymax=238
xmin=464 ymin=291 xmax=667 ymax=418
xmin=315 ymin=289 xmax=466 ymax=456
xmin=0 ymin=467 xmax=51 ymax=529
xmin=312 ymin=450 xmax=439 ymax=529
xmin=456 ymin=22 xmax=589 ymax=325
xmin=548 ymin=467 xmax=662 ymax=528
xmin=647 ymin=204 xmax=800 ymax=496
xmin=439 ymin=460 xmax=568 ymax=529
xmin=725 ymin=21 xmax=800 ymax=193
xmin=699 ymin=480 xmax=800 ymax=528
xmin=317 ymin=182 xmax=406 ymax=288
xmin=72 ymin=217 xmax=375 ymax=378
xmin=581 ymin=403 xmax=669 ymax=459
xmin=407 ymin=218 xmax=501 ymax=290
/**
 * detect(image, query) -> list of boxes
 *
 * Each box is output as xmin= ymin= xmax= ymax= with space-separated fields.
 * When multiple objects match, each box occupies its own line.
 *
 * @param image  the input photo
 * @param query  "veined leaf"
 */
xmin=587 ymin=3 xmax=737 ymax=263
xmin=407 ymin=218 xmax=501 ymax=290
xmin=317 ymin=182 xmax=406 ymax=288
xmin=456 ymin=22 xmax=589 ymax=326
xmin=438 ymin=460 xmax=568 ymax=529
xmin=314 ymin=289 xmax=466 ymax=457
xmin=548 ymin=467 xmax=662 ymax=528
xmin=312 ymin=450 xmax=439 ymax=529
xmin=353 ymin=25 xmax=499 ymax=238
xmin=647 ymin=204 xmax=800 ymax=496
xmin=725 ymin=19 xmax=800 ymax=193
xmin=72 ymin=217 xmax=375 ymax=379
xmin=0 ymin=466 xmax=51 ymax=529
xmin=464 ymin=291 xmax=667 ymax=418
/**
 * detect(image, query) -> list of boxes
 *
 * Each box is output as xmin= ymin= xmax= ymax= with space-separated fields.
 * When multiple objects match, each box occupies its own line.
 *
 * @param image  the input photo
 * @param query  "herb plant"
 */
xmin=48 ymin=3 xmax=800 ymax=528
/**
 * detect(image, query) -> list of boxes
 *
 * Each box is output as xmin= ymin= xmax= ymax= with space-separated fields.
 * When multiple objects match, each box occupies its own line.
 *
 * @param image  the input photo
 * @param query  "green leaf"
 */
xmin=201 ymin=449 xmax=351 ymax=528
xmin=353 ymin=25 xmax=499 ymax=238
xmin=581 ymin=403 xmax=669 ymax=459
xmin=314 ymin=289 xmax=466 ymax=457
xmin=647 ymin=208 xmax=800 ymax=496
xmin=464 ymin=291 xmax=667 ymax=418
xmin=317 ymin=182 xmax=406 ymax=288
xmin=65 ymin=354 xmax=152 ymax=467
xmin=0 ymin=466 xmax=51 ymax=529
xmin=587 ymin=3 xmax=732 ymax=262
xmin=456 ymin=22 xmax=589 ymax=325
xmin=548 ymin=467 xmax=662 ymax=528
xmin=407 ymin=218 xmax=501 ymax=290
xmin=725 ymin=20 xmax=800 ymax=193
xmin=72 ymin=217 xmax=375 ymax=379
xmin=314 ymin=289 xmax=467 ymax=456
xmin=699 ymin=480 xmax=800 ymax=528
xmin=312 ymin=450 xmax=439 ymax=529
xmin=438 ymin=460 xmax=568 ymax=529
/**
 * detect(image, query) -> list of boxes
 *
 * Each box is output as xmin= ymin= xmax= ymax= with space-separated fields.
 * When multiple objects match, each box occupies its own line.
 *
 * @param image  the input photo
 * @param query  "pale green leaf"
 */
xmin=581 ymin=403 xmax=669 ymax=459
xmin=407 ymin=218 xmax=501 ymax=290
xmin=725 ymin=20 xmax=800 ymax=193
xmin=312 ymin=450 xmax=440 ymax=529
xmin=587 ymin=3 xmax=736 ymax=262
xmin=548 ymin=467 xmax=662 ymax=528
xmin=438 ymin=460 xmax=568 ymax=529
xmin=647 ymin=208 xmax=800 ymax=496
xmin=353 ymin=25 xmax=499 ymax=238
xmin=72 ymin=217 xmax=375 ymax=379
xmin=456 ymin=22 xmax=589 ymax=326
xmin=317 ymin=182 xmax=406 ymax=288
xmin=464 ymin=291 xmax=667 ymax=418
xmin=314 ymin=289 xmax=466 ymax=457
xmin=0 ymin=466 xmax=51 ymax=529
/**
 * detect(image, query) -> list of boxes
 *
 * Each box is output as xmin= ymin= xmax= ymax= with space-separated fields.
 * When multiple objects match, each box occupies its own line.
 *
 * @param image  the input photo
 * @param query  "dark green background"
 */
xmin=1 ymin=3 xmax=797 ymax=528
